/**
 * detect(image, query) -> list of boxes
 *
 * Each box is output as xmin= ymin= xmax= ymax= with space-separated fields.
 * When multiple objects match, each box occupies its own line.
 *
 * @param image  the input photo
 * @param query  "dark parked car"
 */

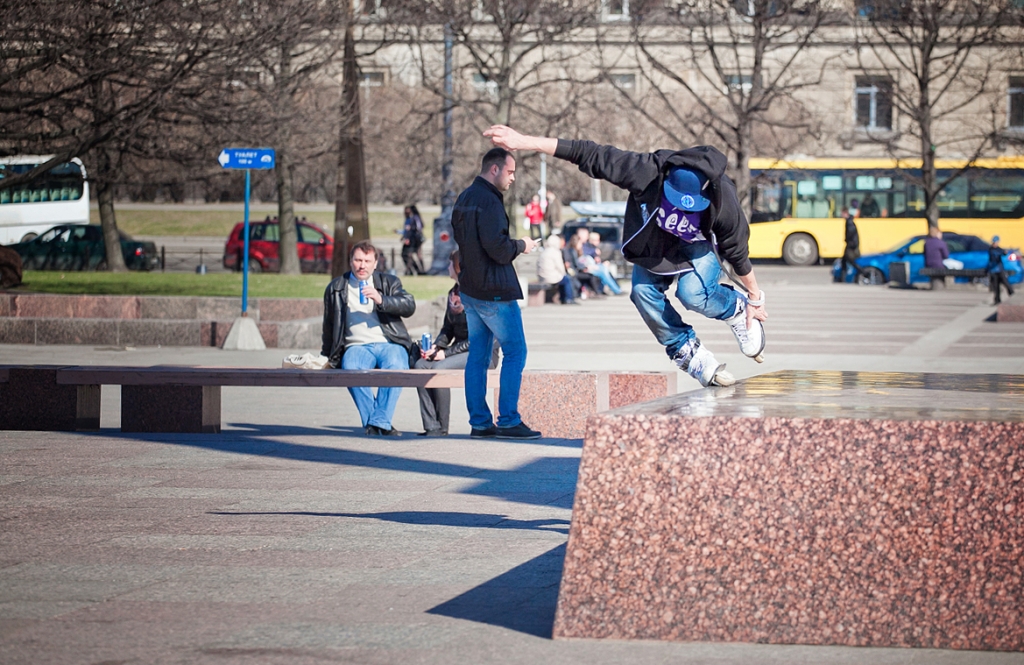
xmin=223 ymin=219 xmax=334 ymax=273
xmin=561 ymin=201 xmax=629 ymax=278
xmin=832 ymin=232 xmax=1023 ymax=285
xmin=9 ymin=224 xmax=159 ymax=271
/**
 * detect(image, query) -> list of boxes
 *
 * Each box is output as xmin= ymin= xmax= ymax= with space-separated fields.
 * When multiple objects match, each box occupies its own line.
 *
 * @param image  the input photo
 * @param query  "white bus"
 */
xmin=0 ymin=156 xmax=90 ymax=245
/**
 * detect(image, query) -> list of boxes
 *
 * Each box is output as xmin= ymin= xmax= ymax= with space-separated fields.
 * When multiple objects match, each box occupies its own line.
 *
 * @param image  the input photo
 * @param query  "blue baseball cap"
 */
xmin=663 ymin=167 xmax=710 ymax=212
xmin=992 ymin=235 xmax=1001 ymax=243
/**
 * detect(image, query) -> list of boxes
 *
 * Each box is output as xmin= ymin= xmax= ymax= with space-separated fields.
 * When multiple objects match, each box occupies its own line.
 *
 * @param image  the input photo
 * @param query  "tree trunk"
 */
xmin=331 ymin=22 xmax=369 ymax=278
xmin=276 ymin=147 xmax=300 ymax=274
xmin=95 ymin=150 xmax=127 ymax=272
xmin=920 ymin=77 xmax=939 ymax=232
xmin=496 ymin=87 xmax=518 ymax=237
xmin=735 ymin=122 xmax=753 ymax=220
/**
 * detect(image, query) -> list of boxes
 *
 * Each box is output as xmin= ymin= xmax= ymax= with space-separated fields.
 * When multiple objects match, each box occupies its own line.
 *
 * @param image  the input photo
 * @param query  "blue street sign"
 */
xmin=218 ymin=148 xmax=275 ymax=170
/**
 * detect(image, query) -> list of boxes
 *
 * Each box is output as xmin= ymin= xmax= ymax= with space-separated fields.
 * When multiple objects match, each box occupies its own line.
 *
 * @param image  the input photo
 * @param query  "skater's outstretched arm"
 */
xmin=484 ymin=126 xmax=558 ymax=156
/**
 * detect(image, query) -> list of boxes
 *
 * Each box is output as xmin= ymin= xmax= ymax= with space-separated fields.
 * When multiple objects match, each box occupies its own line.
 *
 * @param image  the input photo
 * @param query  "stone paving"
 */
xmin=2 ymin=265 xmax=1024 ymax=664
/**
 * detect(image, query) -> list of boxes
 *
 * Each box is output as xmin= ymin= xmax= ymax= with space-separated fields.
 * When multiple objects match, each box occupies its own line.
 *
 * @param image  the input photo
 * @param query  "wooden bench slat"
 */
xmin=919 ymin=267 xmax=988 ymax=277
xmin=54 ymin=366 xmax=498 ymax=389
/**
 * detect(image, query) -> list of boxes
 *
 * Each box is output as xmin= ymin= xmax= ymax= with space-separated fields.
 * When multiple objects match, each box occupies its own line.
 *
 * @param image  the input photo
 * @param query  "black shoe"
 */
xmin=365 ymin=425 xmax=381 ymax=436
xmin=367 ymin=425 xmax=401 ymax=436
xmin=418 ymin=429 xmax=446 ymax=437
xmin=470 ymin=425 xmax=498 ymax=438
xmin=495 ymin=422 xmax=542 ymax=439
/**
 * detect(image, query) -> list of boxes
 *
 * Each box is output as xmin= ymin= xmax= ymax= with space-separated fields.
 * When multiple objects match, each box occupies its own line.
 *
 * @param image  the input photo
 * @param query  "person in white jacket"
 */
xmin=537 ymin=234 xmax=576 ymax=304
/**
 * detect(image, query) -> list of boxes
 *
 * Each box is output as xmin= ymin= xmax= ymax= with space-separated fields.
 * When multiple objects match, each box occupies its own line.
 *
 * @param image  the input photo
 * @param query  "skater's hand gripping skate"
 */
xmin=746 ymin=290 xmax=767 ymax=331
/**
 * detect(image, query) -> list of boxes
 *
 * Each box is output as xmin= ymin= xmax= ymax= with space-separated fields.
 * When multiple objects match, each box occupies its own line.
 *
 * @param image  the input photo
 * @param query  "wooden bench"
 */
xmin=919 ymin=266 xmax=988 ymax=289
xmin=1 ymin=365 xmax=676 ymax=437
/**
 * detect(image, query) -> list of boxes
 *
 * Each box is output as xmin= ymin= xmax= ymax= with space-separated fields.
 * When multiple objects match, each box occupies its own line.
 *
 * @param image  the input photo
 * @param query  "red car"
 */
xmin=223 ymin=219 xmax=334 ymax=273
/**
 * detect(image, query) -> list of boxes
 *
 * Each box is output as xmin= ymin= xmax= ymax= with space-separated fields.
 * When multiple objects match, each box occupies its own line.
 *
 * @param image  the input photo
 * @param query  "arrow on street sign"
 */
xmin=218 ymin=148 xmax=275 ymax=170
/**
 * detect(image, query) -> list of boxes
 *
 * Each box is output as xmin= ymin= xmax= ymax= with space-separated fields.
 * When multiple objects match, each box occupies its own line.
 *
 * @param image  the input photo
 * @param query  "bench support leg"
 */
xmin=121 ymin=385 xmax=221 ymax=433
xmin=0 ymin=368 xmax=99 ymax=431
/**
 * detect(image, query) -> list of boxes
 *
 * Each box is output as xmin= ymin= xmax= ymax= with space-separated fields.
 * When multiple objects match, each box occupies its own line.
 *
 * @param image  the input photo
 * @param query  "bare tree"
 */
xmin=852 ymin=0 xmax=1021 ymax=231
xmin=0 ymin=0 xmax=234 ymax=270
xmin=392 ymin=1 xmax=598 ymax=232
xmin=607 ymin=0 xmax=834 ymax=211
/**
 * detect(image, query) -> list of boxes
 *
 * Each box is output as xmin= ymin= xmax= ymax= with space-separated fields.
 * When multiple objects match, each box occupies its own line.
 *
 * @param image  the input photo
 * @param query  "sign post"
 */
xmin=218 ymin=148 xmax=275 ymax=314
xmin=217 ymin=148 xmax=275 ymax=350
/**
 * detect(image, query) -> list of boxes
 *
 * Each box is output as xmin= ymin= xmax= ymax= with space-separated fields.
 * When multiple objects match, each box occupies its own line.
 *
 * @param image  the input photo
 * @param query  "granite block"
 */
xmin=0 ymin=318 xmax=35 ymax=344
xmin=256 ymin=322 xmax=279 ymax=348
xmin=12 ymin=294 xmax=76 ymax=318
xmin=118 ymin=320 xmax=201 ymax=347
xmin=138 ymin=296 xmax=198 ymax=320
xmin=518 ymin=371 xmax=598 ymax=439
xmin=0 ymin=367 xmax=99 ymax=431
xmin=275 ymin=320 xmax=322 ymax=350
xmin=608 ymin=371 xmax=677 ymax=410
xmin=70 ymin=295 xmax=139 ymax=319
xmin=196 ymin=297 xmax=253 ymax=322
xmin=200 ymin=320 xmax=233 ymax=347
xmin=554 ymin=370 xmax=1024 ymax=651
xmin=121 ymin=385 xmax=221 ymax=433
xmin=0 ymin=294 xmax=12 ymax=317
xmin=997 ymin=304 xmax=1024 ymax=322
xmin=258 ymin=298 xmax=322 ymax=321
xmin=35 ymin=319 xmax=119 ymax=345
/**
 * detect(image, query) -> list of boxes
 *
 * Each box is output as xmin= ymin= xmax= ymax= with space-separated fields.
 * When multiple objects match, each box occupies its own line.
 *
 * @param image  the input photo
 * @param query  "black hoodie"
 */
xmin=553 ymin=139 xmax=752 ymax=276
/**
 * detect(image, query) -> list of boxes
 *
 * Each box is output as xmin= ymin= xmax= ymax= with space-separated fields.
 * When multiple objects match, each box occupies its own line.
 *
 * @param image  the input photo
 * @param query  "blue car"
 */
xmin=832 ymin=232 xmax=1023 ymax=286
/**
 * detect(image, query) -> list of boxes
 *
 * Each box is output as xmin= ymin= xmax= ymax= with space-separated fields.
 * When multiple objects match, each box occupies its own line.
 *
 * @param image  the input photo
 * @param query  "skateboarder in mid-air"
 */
xmin=485 ymin=125 xmax=767 ymax=387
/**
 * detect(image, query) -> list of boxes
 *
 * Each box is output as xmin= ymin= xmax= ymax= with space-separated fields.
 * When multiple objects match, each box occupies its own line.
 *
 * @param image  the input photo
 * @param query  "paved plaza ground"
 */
xmin=2 ymin=265 xmax=1024 ymax=664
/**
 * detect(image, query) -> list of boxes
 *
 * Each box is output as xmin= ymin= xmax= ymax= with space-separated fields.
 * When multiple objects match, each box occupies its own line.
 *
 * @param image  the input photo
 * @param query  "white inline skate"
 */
xmin=724 ymin=291 xmax=766 ymax=363
xmin=673 ymin=339 xmax=735 ymax=387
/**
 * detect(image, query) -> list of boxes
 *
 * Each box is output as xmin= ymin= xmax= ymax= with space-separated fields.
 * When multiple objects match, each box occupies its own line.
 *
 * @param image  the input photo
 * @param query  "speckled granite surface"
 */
xmin=555 ymin=371 xmax=1024 ymax=651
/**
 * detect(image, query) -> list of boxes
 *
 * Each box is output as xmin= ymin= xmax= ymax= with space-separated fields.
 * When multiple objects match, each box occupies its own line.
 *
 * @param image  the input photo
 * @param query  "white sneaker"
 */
xmin=673 ymin=341 xmax=735 ymax=387
xmin=724 ymin=300 xmax=765 ymax=360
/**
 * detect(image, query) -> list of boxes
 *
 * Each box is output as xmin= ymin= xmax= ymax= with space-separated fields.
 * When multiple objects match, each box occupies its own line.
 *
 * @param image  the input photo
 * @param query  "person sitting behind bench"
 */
xmin=537 ymin=234 xmax=576 ymax=304
xmin=924 ymin=226 xmax=950 ymax=270
xmin=414 ymin=250 xmax=499 ymax=436
xmin=322 ymin=240 xmax=416 ymax=436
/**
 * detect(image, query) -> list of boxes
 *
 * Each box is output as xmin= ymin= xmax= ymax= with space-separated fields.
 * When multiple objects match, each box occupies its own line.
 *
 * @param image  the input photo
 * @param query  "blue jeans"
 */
xmin=629 ymin=242 xmax=739 ymax=358
xmin=461 ymin=293 xmax=527 ymax=429
xmin=590 ymin=264 xmax=622 ymax=295
xmin=341 ymin=342 xmax=409 ymax=429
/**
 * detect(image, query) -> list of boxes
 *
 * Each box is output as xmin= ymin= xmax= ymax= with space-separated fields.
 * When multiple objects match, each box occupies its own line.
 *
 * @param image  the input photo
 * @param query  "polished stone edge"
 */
xmin=997 ymin=304 xmax=1024 ymax=322
xmin=555 ymin=412 xmax=1024 ymax=650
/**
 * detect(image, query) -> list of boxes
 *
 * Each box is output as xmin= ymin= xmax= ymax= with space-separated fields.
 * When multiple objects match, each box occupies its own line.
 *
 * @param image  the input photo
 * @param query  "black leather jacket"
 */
xmin=321 ymin=271 xmax=416 ymax=368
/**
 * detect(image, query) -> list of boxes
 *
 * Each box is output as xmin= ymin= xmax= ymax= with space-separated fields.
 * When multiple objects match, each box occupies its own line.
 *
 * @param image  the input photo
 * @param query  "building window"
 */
xmin=360 ymin=0 xmax=382 ymax=16
xmin=855 ymin=76 xmax=893 ymax=130
xmin=609 ymin=73 xmax=636 ymax=92
xmin=603 ymin=0 xmax=628 ymax=19
xmin=725 ymin=74 xmax=760 ymax=93
xmin=360 ymin=71 xmax=385 ymax=88
xmin=1009 ymin=76 xmax=1024 ymax=129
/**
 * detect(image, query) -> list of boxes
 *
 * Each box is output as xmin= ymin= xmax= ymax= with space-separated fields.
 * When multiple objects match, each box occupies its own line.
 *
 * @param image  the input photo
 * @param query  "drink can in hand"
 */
xmin=358 ymin=279 xmax=368 ymax=305
xmin=421 ymin=333 xmax=431 ymax=353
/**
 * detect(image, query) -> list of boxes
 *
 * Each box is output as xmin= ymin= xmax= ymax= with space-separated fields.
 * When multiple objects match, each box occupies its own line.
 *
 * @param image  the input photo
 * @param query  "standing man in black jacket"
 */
xmin=322 ymin=240 xmax=416 ymax=436
xmin=451 ymin=147 xmax=542 ymax=439
xmin=485 ymin=126 xmax=767 ymax=387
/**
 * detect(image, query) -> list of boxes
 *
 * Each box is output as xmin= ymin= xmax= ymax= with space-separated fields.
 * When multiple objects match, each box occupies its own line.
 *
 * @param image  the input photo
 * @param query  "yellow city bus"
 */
xmin=747 ymin=156 xmax=1024 ymax=265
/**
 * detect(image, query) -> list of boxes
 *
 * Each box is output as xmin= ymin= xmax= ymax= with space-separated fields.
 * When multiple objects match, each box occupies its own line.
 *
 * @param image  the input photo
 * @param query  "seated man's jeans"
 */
xmin=341 ymin=342 xmax=409 ymax=429
xmin=591 ymin=264 xmax=622 ymax=294
xmin=629 ymin=242 xmax=739 ymax=358
xmin=461 ymin=292 xmax=527 ymax=429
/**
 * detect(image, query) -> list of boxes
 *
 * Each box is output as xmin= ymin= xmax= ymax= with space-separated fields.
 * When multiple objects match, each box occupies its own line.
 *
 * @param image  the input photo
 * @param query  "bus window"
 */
xmin=970 ymin=173 xmax=1024 ymax=216
xmin=751 ymin=177 xmax=781 ymax=222
xmin=936 ymin=177 xmax=968 ymax=213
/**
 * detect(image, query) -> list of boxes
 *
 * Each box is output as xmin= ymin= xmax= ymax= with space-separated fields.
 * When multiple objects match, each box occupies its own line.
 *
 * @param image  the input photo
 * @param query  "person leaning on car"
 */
xmin=321 ymin=240 xmax=416 ymax=436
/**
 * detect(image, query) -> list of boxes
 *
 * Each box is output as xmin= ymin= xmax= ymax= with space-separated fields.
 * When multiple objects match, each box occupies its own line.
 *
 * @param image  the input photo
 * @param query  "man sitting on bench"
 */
xmin=322 ymin=240 xmax=416 ymax=436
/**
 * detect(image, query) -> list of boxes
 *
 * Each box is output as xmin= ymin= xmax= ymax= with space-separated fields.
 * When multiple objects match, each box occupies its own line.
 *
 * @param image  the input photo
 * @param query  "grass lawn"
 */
xmin=16 ymin=271 xmax=455 ymax=302
xmin=93 ymin=206 xmax=437 ymax=240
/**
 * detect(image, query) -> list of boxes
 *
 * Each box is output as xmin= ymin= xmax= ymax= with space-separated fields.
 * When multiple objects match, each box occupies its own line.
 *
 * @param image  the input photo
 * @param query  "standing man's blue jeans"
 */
xmin=461 ymin=293 xmax=527 ymax=429
xmin=629 ymin=241 xmax=739 ymax=358
xmin=341 ymin=342 xmax=409 ymax=429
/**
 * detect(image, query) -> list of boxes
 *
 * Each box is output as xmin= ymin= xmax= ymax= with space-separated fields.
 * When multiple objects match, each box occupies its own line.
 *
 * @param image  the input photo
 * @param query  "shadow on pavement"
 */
xmin=207 ymin=510 xmax=570 ymax=534
xmin=428 ymin=543 xmax=567 ymax=638
xmin=88 ymin=425 xmax=580 ymax=509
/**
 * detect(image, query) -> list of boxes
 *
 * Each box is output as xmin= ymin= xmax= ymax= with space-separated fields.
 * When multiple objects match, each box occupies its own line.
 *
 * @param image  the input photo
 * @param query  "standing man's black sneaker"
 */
xmin=379 ymin=426 xmax=402 ymax=437
xmin=495 ymin=423 xmax=542 ymax=439
xmin=470 ymin=425 xmax=498 ymax=438
xmin=365 ymin=425 xmax=381 ymax=436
